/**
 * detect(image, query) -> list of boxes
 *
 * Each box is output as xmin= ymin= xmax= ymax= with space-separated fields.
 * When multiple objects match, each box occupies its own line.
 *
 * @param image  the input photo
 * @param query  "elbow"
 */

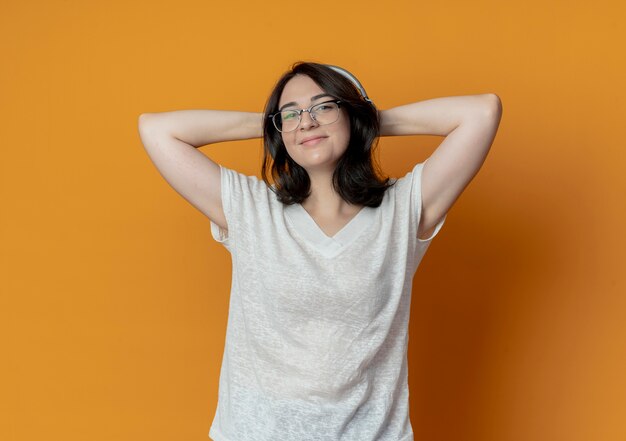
xmin=484 ymin=93 xmax=502 ymax=115
xmin=138 ymin=113 xmax=159 ymax=142
xmin=138 ymin=113 xmax=147 ymax=132
xmin=480 ymin=94 xmax=502 ymax=125
xmin=138 ymin=113 xmax=162 ymax=134
xmin=138 ymin=113 xmax=153 ymax=129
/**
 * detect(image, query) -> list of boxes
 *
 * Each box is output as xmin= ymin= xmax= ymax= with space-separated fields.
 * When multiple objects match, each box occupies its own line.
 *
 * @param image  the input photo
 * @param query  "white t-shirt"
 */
xmin=208 ymin=161 xmax=446 ymax=441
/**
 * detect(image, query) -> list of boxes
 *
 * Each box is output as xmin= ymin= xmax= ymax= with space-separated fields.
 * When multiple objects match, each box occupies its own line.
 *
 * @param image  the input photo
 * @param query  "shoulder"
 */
xmin=219 ymin=165 xmax=280 ymax=208
xmin=220 ymin=165 xmax=269 ymax=191
xmin=391 ymin=162 xmax=424 ymax=194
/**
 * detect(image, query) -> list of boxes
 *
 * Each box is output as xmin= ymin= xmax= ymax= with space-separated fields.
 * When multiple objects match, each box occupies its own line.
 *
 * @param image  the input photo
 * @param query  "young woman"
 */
xmin=138 ymin=62 xmax=502 ymax=441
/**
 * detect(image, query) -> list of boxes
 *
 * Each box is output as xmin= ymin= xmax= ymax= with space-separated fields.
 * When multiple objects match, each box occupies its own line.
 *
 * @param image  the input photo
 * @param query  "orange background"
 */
xmin=2 ymin=1 xmax=625 ymax=440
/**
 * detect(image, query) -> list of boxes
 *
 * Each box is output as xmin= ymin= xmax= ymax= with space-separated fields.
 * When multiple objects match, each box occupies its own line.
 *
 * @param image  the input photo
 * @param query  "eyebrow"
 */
xmin=279 ymin=93 xmax=333 ymax=111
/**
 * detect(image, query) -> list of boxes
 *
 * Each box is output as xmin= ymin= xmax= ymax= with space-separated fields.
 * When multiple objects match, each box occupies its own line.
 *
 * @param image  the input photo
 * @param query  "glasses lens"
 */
xmin=311 ymin=102 xmax=339 ymax=125
xmin=277 ymin=110 xmax=299 ymax=132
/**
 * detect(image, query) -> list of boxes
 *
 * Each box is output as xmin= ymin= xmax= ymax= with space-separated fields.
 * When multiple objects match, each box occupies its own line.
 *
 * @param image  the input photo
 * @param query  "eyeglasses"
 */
xmin=269 ymin=100 xmax=342 ymax=133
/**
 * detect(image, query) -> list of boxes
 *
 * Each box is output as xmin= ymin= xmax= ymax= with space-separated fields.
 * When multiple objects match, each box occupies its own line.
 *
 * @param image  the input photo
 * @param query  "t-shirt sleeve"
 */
xmin=208 ymin=164 xmax=253 ymax=252
xmin=209 ymin=164 xmax=271 ymax=253
xmin=209 ymin=165 xmax=233 ymax=250
xmin=409 ymin=159 xmax=447 ymax=244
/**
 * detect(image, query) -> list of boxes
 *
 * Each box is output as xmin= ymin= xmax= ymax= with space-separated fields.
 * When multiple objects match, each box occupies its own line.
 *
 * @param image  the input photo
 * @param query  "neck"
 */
xmin=302 ymin=169 xmax=359 ymax=215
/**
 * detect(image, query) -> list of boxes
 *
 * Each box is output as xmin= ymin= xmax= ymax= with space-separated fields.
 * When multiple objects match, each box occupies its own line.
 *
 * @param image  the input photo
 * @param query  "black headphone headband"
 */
xmin=324 ymin=64 xmax=373 ymax=105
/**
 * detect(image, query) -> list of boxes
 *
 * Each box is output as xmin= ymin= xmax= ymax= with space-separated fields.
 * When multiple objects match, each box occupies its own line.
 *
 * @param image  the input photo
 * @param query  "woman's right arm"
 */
xmin=137 ymin=110 xmax=263 ymax=231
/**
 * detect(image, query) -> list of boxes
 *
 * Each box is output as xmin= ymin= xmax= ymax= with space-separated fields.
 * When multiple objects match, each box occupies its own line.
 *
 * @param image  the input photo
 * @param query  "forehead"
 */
xmin=278 ymin=75 xmax=327 ymax=108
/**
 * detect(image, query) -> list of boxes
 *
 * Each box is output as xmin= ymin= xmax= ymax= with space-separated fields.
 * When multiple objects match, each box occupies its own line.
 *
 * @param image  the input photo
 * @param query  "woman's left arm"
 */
xmin=380 ymin=93 xmax=503 ymax=238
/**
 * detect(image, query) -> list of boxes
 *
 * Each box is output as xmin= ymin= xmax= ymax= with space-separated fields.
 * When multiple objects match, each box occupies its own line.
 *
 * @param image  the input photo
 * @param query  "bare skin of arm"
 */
xmin=138 ymin=110 xmax=263 ymax=231
xmin=379 ymin=94 xmax=503 ymax=239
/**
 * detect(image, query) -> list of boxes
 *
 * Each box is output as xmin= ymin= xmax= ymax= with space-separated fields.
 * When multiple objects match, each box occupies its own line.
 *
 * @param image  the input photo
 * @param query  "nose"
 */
xmin=299 ymin=110 xmax=319 ymax=130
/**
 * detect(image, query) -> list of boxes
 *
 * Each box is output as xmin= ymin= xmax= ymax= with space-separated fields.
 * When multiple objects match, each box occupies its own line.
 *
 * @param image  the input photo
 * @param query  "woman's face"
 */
xmin=277 ymin=75 xmax=350 ymax=174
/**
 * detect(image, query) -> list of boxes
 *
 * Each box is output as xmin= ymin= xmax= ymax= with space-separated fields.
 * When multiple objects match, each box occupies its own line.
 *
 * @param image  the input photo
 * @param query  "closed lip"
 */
xmin=299 ymin=135 xmax=327 ymax=145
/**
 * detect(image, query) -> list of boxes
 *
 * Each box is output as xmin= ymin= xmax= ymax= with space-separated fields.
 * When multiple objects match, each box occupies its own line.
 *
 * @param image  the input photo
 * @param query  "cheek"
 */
xmin=339 ymin=124 xmax=351 ymax=150
xmin=281 ymin=130 xmax=298 ymax=146
xmin=339 ymin=113 xmax=351 ymax=144
xmin=281 ymin=134 xmax=298 ymax=159
xmin=281 ymin=133 xmax=297 ymax=154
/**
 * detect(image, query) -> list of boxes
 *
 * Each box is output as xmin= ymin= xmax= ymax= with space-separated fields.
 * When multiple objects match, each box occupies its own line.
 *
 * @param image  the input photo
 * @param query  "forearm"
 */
xmin=379 ymin=93 xmax=499 ymax=137
xmin=138 ymin=110 xmax=263 ymax=148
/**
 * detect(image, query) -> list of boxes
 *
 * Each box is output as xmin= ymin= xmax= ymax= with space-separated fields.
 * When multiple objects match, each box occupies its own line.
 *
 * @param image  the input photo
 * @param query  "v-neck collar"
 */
xmin=284 ymin=203 xmax=377 ymax=258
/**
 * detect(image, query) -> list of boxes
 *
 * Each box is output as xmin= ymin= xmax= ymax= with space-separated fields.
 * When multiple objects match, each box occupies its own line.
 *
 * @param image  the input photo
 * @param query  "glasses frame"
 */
xmin=268 ymin=99 xmax=343 ymax=133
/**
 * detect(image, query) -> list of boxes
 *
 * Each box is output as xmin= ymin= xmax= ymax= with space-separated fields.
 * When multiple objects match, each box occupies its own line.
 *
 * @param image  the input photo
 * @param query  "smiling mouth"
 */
xmin=300 ymin=136 xmax=327 ymax=146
